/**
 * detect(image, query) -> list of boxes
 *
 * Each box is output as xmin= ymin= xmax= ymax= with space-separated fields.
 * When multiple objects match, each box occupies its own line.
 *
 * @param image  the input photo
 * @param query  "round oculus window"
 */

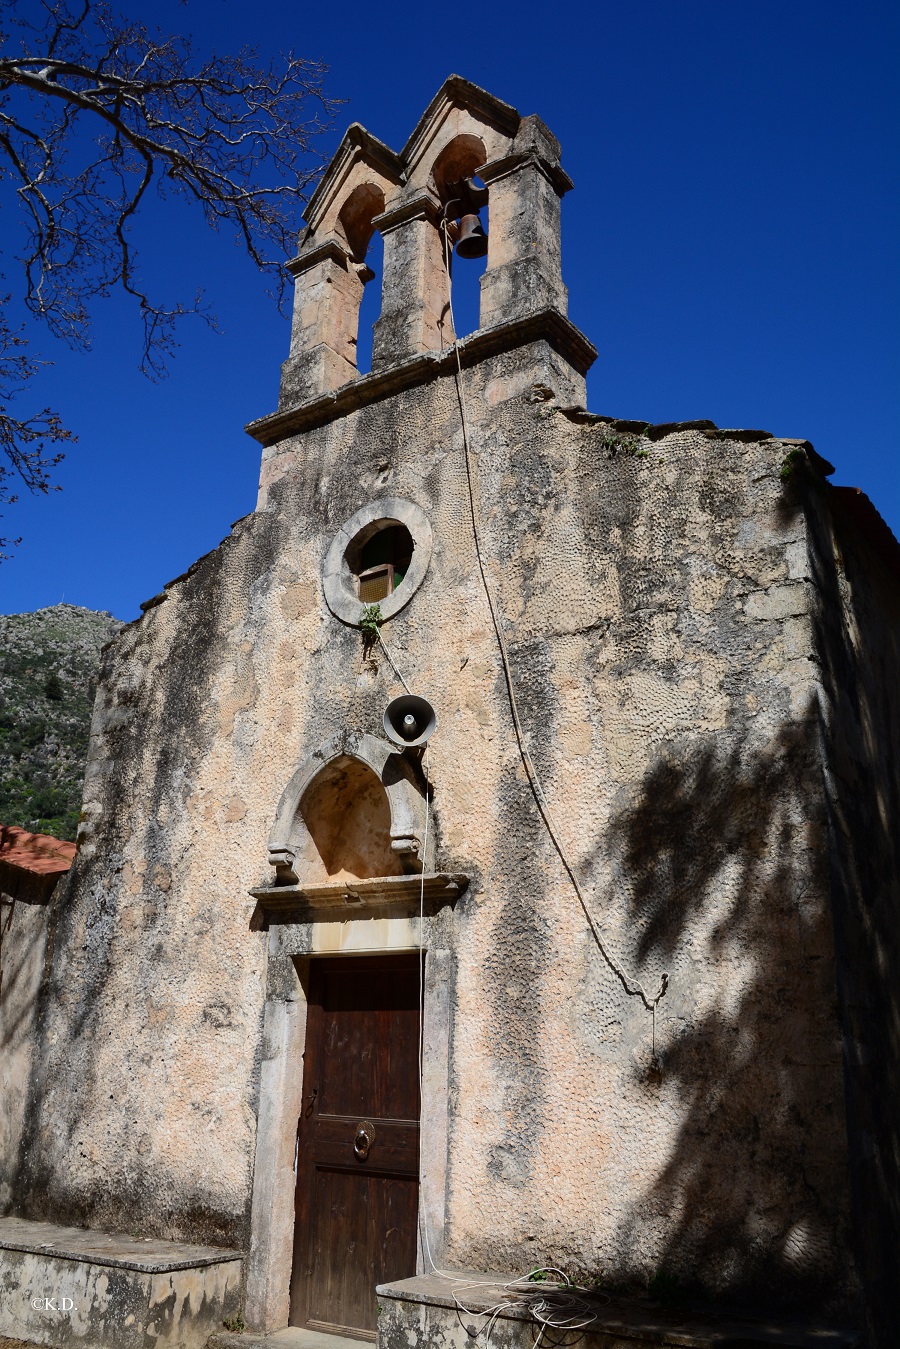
xmin=322 ymin=497 xmax=433 ymax=626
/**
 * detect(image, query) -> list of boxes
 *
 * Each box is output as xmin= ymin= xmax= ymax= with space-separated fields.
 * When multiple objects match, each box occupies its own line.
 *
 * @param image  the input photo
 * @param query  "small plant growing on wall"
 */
xmin=780 ymin=447 xmax=805 ymax=483
xmin=359 ymin=603 xmax=383 ymax=638
xmin=598 ymin=429 xmax=648 ymax=460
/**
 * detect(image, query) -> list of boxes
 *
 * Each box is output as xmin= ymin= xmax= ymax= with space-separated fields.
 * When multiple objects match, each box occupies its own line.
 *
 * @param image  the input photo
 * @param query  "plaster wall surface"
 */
xmin=9 ymin=337 xmax=858 ymax=1325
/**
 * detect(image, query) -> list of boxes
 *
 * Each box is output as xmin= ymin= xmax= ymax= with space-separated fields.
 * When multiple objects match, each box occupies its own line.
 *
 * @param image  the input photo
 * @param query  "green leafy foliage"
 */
xmin=526 ymin=1268 xmax=574 ymax=1286
xmin=598 ymin=429 xmax=648 ymax=459
xmin=44 ymin=671 xmax=64 ymax=701
xmin=0 ymin=604 xmax=120 ymax=840
xmin=359 ymin=603 xmax=383 ymax=640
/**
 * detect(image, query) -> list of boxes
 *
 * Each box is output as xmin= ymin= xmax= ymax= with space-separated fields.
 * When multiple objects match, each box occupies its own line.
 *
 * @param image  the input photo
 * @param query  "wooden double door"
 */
xmin=289 ymin=955 xmax=421 ymax=1339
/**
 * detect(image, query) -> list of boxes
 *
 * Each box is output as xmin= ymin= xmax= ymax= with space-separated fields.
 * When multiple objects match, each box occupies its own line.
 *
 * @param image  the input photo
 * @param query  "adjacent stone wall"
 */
xmin=10 ymin=337 xmax=860 ymax=1324
xmin=11 ymin=518 xmax=283 ymax=1251
xmin=0 ymin=894 xmax=53 ymax=1213
xmin=805 ymin=481 xmax=900 ymax=1347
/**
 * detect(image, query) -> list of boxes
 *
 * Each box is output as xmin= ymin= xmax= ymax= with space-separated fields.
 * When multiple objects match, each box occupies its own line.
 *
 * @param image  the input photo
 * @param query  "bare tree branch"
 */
xmin=0 ymin=298 xmax=73 ymax=558
xmin=0 ymin=0 xmax=339 ymax=550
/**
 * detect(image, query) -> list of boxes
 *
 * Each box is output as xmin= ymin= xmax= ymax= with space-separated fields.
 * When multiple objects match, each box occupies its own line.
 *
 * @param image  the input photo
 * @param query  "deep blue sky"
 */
xmin=2 ymin=0 xmax=898 ymax=620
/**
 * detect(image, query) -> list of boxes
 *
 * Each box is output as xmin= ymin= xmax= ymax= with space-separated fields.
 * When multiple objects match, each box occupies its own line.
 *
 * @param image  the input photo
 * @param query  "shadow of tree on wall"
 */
xmin=5 ymin=863 xmax=121 ymax=1224
xmin=603 ymin=717 xmax=855 ymax=1319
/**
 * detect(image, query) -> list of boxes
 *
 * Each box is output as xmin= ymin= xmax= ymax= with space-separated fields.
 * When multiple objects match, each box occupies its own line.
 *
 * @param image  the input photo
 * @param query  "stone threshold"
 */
xmin=0 ymin=1215 xmax=241 ymax=1275
xmin=376 ymin=1273 xmax=861 ymax=1349
xmin=209 ymin=1329 xmax=370 ymax=1349
xmin=245 ymin=309 xmax=598 ymax=446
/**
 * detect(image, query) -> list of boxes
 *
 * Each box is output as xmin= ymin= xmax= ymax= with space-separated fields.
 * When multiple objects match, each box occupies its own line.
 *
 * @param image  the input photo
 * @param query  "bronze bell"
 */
xmin=455 ymin=213 xmax=488 ymax=259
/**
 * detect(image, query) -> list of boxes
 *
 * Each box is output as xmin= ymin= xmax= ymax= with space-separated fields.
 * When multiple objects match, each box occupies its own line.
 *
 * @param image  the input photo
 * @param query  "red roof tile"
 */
xmin=0 ymin=825 xmax=76 ymax=878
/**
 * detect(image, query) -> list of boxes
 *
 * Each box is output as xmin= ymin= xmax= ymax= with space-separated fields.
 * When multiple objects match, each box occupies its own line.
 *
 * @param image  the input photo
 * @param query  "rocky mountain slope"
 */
xmin=0 ymin=605 xmax=122 ymax=841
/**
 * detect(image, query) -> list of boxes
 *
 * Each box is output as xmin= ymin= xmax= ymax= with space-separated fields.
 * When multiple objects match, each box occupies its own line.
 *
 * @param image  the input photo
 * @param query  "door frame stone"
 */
xmin=244 ymin=926 xmax=453 ymax=1333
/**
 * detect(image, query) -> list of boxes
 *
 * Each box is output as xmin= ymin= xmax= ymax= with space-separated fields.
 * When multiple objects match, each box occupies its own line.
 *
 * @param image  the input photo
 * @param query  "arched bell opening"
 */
xmin=431 ymin=134 xmax=489 ymax=339
xmin=354 ymin=230 xmax=383 ymax=373
xmin=431 ymin=133 xmax=488 ymax=203
xmin=298 ymin=755 xmax=405 ymax=883
xmin=336 ymin=182 xmax=386 ymax=376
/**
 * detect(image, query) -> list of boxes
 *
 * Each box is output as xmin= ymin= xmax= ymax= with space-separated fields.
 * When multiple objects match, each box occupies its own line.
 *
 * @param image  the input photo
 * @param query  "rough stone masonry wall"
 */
xmin=11 ymin=347 xmax=856 ymax=1319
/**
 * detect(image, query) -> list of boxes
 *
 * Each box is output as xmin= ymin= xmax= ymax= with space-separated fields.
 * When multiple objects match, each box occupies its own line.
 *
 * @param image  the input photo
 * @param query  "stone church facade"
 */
xmin=1 ymin=77 xmax=898 ymax=1349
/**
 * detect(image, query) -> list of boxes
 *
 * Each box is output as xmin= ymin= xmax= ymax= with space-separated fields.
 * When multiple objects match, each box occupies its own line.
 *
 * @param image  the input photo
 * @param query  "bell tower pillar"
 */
xmin=478 ymin=115 xmax=571 ymax=329
xmin=371 ymin=189 xmax=451 ymax=370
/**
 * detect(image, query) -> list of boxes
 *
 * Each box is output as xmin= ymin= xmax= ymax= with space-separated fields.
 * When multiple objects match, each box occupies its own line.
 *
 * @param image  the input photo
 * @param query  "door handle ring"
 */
xmin=353 ymin=1121 xmax=375 ymax=1160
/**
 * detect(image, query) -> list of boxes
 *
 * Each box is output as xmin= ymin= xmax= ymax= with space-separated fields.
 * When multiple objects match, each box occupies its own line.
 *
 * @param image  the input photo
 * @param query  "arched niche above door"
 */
xmin=266 ymin=730 xmax=433 ymax=884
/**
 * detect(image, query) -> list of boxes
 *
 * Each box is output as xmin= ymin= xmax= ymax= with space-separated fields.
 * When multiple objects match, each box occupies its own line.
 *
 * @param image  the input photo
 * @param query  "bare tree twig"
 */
xmin=0 ymin=0 xmax=339 ymax=550
xmin=0 ymin=299 xmax=73 ymax=557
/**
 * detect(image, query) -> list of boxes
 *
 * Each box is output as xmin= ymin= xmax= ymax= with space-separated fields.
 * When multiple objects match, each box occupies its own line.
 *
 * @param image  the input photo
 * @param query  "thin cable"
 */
xmin=417 ymin=745 xmax=438 ymax=1275
xmin=377 ymin=627 xmax=412 ymax=693
xmin=438 ymin=217 xmax=668 ymax=1019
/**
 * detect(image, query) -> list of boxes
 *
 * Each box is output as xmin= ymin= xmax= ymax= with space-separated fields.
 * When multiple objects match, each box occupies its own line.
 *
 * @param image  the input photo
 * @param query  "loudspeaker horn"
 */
xmin=383 ymin=694 xmax=437 ymax=750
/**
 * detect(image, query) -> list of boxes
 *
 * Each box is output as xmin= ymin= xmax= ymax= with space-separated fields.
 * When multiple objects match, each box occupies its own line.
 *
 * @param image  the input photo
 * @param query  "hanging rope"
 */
xmin=438 ymin=216 xmax=669 ymax=1020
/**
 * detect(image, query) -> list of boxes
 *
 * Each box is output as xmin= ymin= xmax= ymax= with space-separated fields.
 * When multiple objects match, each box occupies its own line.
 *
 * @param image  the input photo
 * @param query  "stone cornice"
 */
xmin=302 ymin=123 xmax=404 ymax=234
xmin=478 ymin=149 xmax=573 ymax=198
xmin=249 ymin=873 xmax=469 ymax=925
xmin=285 ymin=237 xmax=351 ymax=277
xmin=246 ymin=310 xmax=598 ymax=446
xmin=372 ymin=187 xmax=443 ymax=233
